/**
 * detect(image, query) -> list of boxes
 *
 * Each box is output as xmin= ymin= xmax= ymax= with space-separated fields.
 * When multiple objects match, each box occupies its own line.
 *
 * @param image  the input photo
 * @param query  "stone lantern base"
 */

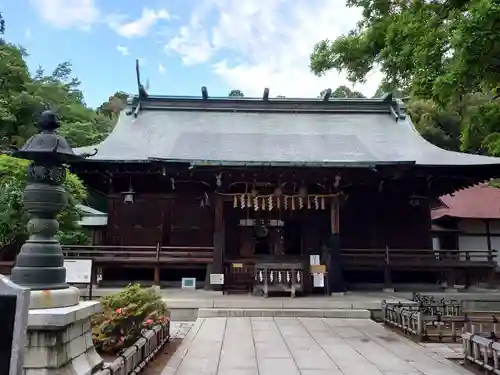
xmin=23 ymin=301 xmax=103 ymax=375
xmin=29 ymin=286 xmax=81 ymax=310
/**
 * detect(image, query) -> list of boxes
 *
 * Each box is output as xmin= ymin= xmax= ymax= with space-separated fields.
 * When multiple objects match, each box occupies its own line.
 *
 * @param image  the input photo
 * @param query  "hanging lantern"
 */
xmin=122 ymin=177 xmax=135 ymax=204
xmin=233 ymin=195 xmax=238 ymax=208
xmin=240 ymin=194 xmax=246 ymax=209
xmin=122 ymin=189 xmax=135 ymax=204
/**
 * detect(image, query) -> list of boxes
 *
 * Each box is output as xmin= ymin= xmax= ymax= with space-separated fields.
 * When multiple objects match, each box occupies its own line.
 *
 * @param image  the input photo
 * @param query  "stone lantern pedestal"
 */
xmin=10 ymin=111 xmax=103 ymax=374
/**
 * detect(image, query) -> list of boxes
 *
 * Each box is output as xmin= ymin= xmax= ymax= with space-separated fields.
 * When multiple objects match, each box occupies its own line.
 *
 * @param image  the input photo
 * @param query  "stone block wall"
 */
xmin=23 ymin=301 xmax=103 ymax=375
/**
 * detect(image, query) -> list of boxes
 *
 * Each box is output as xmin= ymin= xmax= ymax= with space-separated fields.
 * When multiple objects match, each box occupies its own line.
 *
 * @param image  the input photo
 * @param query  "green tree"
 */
xmin=229 ymin=89 xmax=244 ymax=97
xmin=97 ymin=91 xmax=128 ymax=119
xmin=0 ymin=11 xmax=5 ymax=35
xmin=0 ymin=154 xmax=89 ymax=256
xmin=310 ymin=0 xmax=500 ymax=104
xmin=31 ymin=63 xmax=116 ymax=148
xmin=319 ymin=85 xmax=365 ymax=99
xmin=310 ymin=0 xmax=500 ymax=153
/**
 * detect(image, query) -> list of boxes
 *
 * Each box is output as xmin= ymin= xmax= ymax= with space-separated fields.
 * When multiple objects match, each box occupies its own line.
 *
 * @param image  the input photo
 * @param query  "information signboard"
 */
xmin=64 ymin=259 xmax=92 ymax=284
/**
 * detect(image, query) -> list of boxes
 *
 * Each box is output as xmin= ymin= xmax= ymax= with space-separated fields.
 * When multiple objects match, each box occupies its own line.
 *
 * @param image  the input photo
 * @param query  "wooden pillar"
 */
xmin=154 ymin=242 xmax=160 ymax=286
xmin=486 ymin=220 xmax=492 ymax=251
xmin=206 ymin=194 xmax=224 ymax=290
xmin=328 ymin=196 xmax=346 ymax=293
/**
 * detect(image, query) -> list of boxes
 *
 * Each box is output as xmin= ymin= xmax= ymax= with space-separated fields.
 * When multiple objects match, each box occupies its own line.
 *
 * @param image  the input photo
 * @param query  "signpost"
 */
xmin=0 ymin=275 xmax=30 ymax=375
xmin=210 ymin=273 xmax=224 ymax=285
xmin=64 ymin=259 xmax=93 ymax=299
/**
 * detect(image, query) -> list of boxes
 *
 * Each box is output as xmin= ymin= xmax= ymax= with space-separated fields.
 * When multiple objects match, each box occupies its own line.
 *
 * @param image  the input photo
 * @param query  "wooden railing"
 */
xmin=61 ymin=245 xmax=214 ymax=264
xmin=342 ymin=248 xmax=496 ymax=269
xmin=462 ymin=331 xmax=500 ymax=373
xmin=382 ymin=299 xmax=500 ymax=342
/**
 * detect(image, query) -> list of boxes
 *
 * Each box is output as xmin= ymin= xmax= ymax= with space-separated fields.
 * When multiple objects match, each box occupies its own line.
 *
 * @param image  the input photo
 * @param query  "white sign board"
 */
xmin=181 ymin=277 xmax=196 ymax=289
xmin=210 ymin=273 xmax=224 ymax=285
xmin=313 ymin=273 xmax=325 ymax=288
xmin=64 ymin=259 xmax=92 ymax=284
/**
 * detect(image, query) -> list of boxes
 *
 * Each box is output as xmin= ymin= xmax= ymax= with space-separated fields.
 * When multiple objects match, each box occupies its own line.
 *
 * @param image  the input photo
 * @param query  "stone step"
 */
xmin=197 ymin=308 xmax=371 ymax=319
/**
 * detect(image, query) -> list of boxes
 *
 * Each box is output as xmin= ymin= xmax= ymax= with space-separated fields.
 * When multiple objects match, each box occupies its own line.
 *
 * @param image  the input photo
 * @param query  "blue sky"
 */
xmin=1 ymin=0 xmax=382 ymax=108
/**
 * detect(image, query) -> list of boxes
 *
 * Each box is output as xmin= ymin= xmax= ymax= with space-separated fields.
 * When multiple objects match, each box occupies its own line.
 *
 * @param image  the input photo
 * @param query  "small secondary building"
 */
xmin=432 ymin=184 xmax=500 ymax=267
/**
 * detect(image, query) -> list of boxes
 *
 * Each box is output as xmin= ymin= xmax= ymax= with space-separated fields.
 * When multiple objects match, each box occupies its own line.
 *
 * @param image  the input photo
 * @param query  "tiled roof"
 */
xmin=76 ymin=95 xmax=500 ymax=167
xmin=432 ymin=184 xmax=500 ymax=220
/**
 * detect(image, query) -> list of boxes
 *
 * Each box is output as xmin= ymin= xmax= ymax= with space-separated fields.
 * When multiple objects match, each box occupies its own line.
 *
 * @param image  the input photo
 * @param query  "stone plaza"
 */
xmin=161 ymin=317 xmax=469 ymax=375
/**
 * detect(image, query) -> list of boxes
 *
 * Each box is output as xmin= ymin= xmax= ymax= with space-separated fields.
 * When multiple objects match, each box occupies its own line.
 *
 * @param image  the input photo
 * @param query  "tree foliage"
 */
xmin=0 ymin=15 xmax=124 ymax=252
xmin=0 ymin=154 xmax=89 ymax=253
xmin=229 ymin=89 xmax=244 ymax=97
xmin=310 ymin=0 xmax=500 ymax=154
xmin=0 ymin=23 xmax=120 ymax=150
xmin=320 ymin=85 xmax=366 ymax=98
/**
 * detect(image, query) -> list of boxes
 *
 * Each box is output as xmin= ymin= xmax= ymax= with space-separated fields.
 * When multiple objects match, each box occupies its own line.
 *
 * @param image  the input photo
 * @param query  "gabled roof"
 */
xmin=76 ymin=204 xmax=107 ymax=227
xmin=432 ymin=184 xmax=500 ymax=220
xmin=76 ymin=94 xmax=500 ymax=168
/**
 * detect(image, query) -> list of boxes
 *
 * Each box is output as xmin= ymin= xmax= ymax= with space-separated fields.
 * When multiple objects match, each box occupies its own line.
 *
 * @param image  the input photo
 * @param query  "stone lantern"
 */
xmin=10 ymin=110 xmax=83 ymax=309
xmin=10 ymin=111 xmax=104 ymax=375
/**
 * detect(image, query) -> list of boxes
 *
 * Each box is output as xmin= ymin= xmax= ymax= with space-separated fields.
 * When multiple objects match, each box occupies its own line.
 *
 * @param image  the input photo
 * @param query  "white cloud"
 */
xmin=165 ymin=15 xmax=212 ymax=66
xmin=116 ymin=45 xmax=129 ymax=56
xmin=158 ymin=63 xmax=166 ymax=75
xmin=108 ymin=8 xmax=170 ymax=38
xmin=30 ymin=0 xmax=99 ymax=30
xmin=167 ymin=0 xmax=383 ymax=97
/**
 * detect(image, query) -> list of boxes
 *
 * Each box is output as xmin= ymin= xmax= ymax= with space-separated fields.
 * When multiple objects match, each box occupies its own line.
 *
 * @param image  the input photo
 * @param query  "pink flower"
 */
xmin=119 ymin=336 xmax=125 ymax=343
xmin=116 ymin=308 xmax=122 ymax=314
xmin=146 ymin=319 xmax=153 ymax=324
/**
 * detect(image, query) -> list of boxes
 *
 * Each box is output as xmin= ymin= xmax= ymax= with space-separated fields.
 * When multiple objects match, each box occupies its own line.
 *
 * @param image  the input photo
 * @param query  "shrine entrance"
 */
xmin=222 ymin=191 xmax=337 ymax=295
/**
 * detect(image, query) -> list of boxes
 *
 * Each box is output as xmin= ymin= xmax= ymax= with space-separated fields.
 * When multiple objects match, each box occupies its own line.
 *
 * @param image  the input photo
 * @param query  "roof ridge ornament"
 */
xmin=263 ymin=88 xmax=270 ymax=101
xmin=136 ymin=59 xmax=148 ymax=99
xmin=322 ymin=88 xmax=332 ymax=102
xmin=201 ymin=86 xmax=208 ymax=100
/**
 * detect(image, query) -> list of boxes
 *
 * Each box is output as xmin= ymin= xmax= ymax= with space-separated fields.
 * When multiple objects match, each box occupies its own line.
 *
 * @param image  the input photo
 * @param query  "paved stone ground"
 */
xmin=170 ymin=321 xmax=195 ymax=340
xmin=419 ymin=342 xmax=463 ymax=360
xmin=161 ymin=317 xmax=471 ymax=375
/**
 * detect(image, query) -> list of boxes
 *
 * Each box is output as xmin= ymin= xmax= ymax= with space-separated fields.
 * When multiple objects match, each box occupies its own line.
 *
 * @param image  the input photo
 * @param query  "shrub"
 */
xmin=91 ymin=284 xmax=169 ymax=354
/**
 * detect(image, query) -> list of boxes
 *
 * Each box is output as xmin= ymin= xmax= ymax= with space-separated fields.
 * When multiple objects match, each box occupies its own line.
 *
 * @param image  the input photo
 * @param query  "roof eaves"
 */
xmin=148 ymin=157 xmax=416 ymax=168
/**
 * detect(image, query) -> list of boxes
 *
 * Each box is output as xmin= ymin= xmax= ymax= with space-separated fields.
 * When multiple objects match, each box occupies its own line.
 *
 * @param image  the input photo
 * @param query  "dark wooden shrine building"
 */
xmin=69 ymin=84 xmax=500 ymax=293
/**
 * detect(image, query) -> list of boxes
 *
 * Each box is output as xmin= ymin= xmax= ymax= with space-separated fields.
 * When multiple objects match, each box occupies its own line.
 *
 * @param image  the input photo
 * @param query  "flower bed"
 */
xmin=91 ymin=284 xmax=170 ymax=354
